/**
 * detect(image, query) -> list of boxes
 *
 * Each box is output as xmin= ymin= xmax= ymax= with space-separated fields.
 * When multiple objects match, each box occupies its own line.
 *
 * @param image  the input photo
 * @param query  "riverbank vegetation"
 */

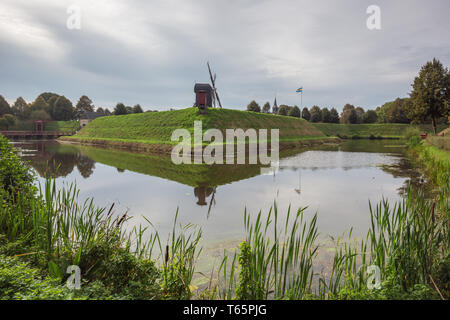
xmin=1 ymin=129 xmax=448 ymax=300
xmin=312 ymin=123 xmax=446 ymax=140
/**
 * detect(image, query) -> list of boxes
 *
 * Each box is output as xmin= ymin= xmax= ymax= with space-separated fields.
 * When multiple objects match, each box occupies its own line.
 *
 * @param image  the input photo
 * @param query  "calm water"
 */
xmin=12 ymin=139 xmax=423 ymax=277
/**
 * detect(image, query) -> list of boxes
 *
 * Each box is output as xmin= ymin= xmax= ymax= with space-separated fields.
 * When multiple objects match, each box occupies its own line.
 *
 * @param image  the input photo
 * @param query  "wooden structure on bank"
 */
xmin=193 ymin=62 xmax=223 ymax=113
xmin=194 ymin=83 xmax=214 ymax=113
xmin=0 ymin=120 xmax=74 ymax=139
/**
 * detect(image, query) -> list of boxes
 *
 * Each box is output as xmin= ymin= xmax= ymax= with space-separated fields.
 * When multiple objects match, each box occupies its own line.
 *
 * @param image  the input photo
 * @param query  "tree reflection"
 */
xmin=16 ymin=141 xmax=96 ymax=179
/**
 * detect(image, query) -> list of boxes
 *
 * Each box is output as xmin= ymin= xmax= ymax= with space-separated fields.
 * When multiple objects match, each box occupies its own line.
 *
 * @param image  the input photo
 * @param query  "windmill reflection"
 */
xmin=194 ymin=184 xmax=217 ymax=218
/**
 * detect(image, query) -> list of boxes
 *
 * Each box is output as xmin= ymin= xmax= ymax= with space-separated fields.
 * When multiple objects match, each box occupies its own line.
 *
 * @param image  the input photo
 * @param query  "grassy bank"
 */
xmin=61 ymin=108 xmax=327 ymax=152
xmin=312 ymin=123 xmax=446 ymax=139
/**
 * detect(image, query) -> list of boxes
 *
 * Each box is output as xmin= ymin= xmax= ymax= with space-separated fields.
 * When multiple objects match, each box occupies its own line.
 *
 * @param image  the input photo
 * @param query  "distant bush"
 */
xmin=246 ymin=101 xmax=261 ymax=113
xmin=404 ymin=126 xmax=421 ymax=140
xmin=288 ymin=106 xmax=301 ymax=118
xmin=277 ymin=105 xmax=289 ymax=116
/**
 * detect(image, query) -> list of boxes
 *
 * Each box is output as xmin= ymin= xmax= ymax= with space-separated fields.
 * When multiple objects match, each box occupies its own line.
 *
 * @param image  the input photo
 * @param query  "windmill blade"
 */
xmin=214 ymin=88 xmax=223 ymax=108
xmin=207 ymin=62 xmax=223 ymax=108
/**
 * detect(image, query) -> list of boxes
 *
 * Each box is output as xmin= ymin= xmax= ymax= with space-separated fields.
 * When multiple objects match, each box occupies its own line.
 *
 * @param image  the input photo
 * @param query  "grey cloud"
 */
xmin=0 ymin=0 xmax=449 ymax=111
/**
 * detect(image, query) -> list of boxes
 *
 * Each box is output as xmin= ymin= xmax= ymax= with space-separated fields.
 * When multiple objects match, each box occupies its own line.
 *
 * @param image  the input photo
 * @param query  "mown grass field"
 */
xmin=312 ymin=123 xmax=447 ymax=139
xmin=66 ymin=108 xmax=325 ymax=145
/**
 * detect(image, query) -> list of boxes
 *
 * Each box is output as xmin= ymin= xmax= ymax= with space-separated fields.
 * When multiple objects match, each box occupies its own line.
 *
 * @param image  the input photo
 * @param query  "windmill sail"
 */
xmin=207 ymin=62 xmax=223 ymax=108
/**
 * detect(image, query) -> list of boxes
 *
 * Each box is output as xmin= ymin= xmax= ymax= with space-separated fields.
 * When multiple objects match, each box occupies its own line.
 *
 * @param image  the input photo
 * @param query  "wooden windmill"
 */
xmin=207 ymin=61 xmax=223 ymax=108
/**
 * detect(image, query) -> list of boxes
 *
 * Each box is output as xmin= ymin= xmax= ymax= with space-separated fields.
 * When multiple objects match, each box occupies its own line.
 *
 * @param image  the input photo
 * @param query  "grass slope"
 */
xmin=312 ymin=123 xmax=447 ymax=139
xmin=66 ymin=108 xmax=325 ymax=146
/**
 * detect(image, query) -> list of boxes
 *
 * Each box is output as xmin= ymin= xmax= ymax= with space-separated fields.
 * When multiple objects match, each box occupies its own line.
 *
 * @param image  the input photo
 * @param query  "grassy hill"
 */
xmin=62 ymin=108 xmax=326 ymax=150
xmin=312 ymin=123 xmax=447 ymax=139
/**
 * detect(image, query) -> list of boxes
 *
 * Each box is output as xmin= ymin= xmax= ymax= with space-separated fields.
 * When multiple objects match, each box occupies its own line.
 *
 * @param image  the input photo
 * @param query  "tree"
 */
xmin=309 ymin=106 xmax=322 ymax=122
xmin=75 ymin=95 xmax=94 ymax=117
xmin=0 ymin=95 xmax=11 ymax=116
xmin=96 ymin=107 xmax=104 ymax=114
xmin=330 ymin=108 xmax=340 ymax=123
xmin=301 ymin=107 xmax=310 ymax=121
xmin=247 ymin=100 xmax=261 ymax=112
xmin=409 ymin=58 xmax=449 ymax=134
xmin=53 ymin=96 xmax=74 ymax=121
xmin=0 ymin=114 xmax=16 ymax=130
xmin=132 ymin=104 xmax=143 ymax=113
xmin=321 ymin=107 xmax=331 ymax=123
xmin=114 ymin=103 xmax=128 ymax=115
xmin=362 ymin=110 xmax=378 ymax=123
xmin=375 ymin=101 xmax=392 ymax=123
xmin=262 ymin=102 xmax=271 ymax=113
xmin=340 ymin=104 xmax=358 ymax=124
xmin=288 ymin=105 xmax=301 ymax=118
xmin=37 ymin=92 xmax=59 ymax=103
xmin=29 ymin=110 xmax=51 ymax=120
xmin=277 ymin=105 xmax=289 ymax=116
xmin=104 ymin=108 xmax=112 ymax=116
xmin=386 ymin=98 xmax=411 ymax=123
xmin=30 ymin=96 xmax=49 ymax=114
xmin=355 ymin=107 xmax=365 ymax=123
xmin=47 ymin=95 xmax=59 ymax=119
xmin=11 ymin=97 xmax=28 ymax=119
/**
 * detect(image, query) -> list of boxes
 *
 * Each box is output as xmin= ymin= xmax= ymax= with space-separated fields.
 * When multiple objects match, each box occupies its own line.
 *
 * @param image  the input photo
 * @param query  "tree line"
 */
xmin=246 ymin=58 xmax=449 ymax=133
xmin=0 ymin=92 xmax=149 ymax=130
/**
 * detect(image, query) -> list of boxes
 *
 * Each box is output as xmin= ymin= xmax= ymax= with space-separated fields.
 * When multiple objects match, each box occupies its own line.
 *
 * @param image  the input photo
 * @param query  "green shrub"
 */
xmin=0 ymin=135 xmax=35 ymax=197
xmin=404 ymin=126 xmax=421 ymax=141
xmin=0 ymin=254 xmax=80 ymax=300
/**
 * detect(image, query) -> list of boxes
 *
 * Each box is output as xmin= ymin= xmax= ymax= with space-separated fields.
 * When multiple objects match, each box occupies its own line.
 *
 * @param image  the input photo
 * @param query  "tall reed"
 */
xmin=218 ymin=204 xmax=319 ymax=299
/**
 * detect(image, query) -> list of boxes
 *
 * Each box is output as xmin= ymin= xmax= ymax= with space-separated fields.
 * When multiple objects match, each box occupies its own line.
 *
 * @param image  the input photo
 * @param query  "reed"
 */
xmin=217 ymin=204 xmax=319 ymax=300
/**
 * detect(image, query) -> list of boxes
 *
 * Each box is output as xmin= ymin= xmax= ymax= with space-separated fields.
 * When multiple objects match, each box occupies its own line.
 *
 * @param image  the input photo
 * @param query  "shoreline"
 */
xmin=58 ymin=136 xmax=341 ymax=155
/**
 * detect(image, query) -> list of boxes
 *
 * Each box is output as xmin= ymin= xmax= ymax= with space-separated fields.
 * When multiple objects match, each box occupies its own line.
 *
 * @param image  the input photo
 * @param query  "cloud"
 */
xmin=0 ymin=0 xmax=449 ymax=111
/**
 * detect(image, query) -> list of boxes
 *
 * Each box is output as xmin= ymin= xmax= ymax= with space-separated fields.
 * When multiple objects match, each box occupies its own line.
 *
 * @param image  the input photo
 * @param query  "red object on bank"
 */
xmin=421 ymin=133 xmax=427 ymax=139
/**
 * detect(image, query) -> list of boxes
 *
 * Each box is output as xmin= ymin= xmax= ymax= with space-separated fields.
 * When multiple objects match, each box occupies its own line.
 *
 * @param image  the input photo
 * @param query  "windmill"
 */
xmin=207 ymin=61 xmax=222 ymax=108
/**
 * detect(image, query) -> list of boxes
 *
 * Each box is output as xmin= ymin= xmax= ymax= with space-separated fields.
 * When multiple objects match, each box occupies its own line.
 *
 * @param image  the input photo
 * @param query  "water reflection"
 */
xmin=12 ymin=139 xmax=429 ymax=212
xmin=11 ymin=139 xmax=431 ymax=244
xmin=12 ymin=140 xmax=96 ymax=179
xmin=10 ymin=139 xmax=434 ymax=284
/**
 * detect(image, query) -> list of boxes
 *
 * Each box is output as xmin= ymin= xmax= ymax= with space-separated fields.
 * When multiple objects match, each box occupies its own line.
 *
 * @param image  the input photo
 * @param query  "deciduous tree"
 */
xmin=53 ymin=96 xmax=75 ymax=121
xmin=301 ymin=107 xmax=310 ymax=121
xmin=247 ymin=100 xmax=261 ymax=112
xmin=0 ymin=95 xmax=11 ymax=116
xmin=114 ymin=103 xmax=128 ymax=115
xmin=288 ymin=105 xmax=301 ymax=118
xmin=330 ymin=108 xmax=340 ymax=123
xmin=309 ymin=106 xmax=322 ymax=122
xmin=409 ymin=58 xmax=449 ymax=134
xmin=262 ymin=102 xmax=271 ymax=113
xmin=75 ymin=95 xmax=94 ymax=117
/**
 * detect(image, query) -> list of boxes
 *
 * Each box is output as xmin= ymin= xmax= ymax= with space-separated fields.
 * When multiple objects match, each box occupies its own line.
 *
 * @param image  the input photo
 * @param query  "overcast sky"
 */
xmin=1 ymin=0 xmax=449 ymax=112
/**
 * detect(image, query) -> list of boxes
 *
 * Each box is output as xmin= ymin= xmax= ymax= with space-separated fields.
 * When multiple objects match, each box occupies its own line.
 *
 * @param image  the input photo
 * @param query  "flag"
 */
xmin=296 ymin=87 xmax=303 ymax=93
